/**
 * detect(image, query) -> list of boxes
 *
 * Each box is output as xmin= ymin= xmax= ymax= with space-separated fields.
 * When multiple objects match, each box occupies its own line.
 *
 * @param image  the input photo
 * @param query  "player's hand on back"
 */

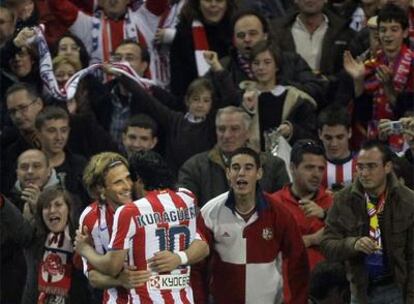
xmin=148 ymin=250 xmax=181 ymax=273
xmin=119 ymin=266 xmax=151 ymax=289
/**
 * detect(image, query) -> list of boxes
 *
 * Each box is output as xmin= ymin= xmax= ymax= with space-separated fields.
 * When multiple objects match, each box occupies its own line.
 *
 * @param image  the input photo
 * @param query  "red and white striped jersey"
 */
xmin=48 ymin=0 xmax=171 ymax=85
xmin=79 ymin=202 xmax=129 ymax=304
xmin=321 ymin=156 xmax=357 ymax=190
xmin=109 ymin=188 xmax=199 ymax=304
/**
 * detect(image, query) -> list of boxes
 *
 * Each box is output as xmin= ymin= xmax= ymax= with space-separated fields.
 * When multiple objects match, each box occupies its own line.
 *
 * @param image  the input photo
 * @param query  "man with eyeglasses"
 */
xmin=2 ymin=83 xmax=44 ymax=195
xmin=321 ymin=140 xmax=414 ymax=303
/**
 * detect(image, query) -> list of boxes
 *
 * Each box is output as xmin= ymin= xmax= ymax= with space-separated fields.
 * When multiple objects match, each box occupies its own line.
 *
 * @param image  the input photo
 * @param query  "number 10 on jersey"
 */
xmin=155 ymin=225 xmax=190 ymax=252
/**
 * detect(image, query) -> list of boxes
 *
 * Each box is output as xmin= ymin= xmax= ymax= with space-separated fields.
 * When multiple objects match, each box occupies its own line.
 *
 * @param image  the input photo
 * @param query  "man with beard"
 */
xmin=270 ymin=139 xmax=332 ymax=270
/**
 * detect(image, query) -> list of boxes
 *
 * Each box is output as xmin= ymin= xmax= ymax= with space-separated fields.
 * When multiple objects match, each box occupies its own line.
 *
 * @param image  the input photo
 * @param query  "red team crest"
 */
xmin=262 ymin=227 xmax=273 ymax=240
xmin=43 ymin=253 xmax=65 ymax=277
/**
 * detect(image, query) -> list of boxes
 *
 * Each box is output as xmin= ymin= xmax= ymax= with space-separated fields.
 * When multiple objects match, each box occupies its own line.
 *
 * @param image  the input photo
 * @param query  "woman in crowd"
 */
xmin=0 ymin=185 xmax=91 ymax=303
xmin=11 ymin=27 xmax=118 ymax=158
xmin=241 ymin=40 xmax=317 ymax=151
xmin=4 ymin=41 xmax=42 ymax=91
xmin=170 ymin=0 xmax=237 ymax=99
xmin=52 ymin=32 xmax=90 ymax=68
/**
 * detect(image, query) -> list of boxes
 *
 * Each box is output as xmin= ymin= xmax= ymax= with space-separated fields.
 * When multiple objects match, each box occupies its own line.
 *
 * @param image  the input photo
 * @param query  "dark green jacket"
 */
xmin=321 ymin=174 xmax=414 ymax=303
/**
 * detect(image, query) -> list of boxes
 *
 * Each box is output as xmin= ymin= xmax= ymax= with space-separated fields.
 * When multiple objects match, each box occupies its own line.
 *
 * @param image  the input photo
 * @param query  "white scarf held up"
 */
xmin=32 ymin=26 xmax=155 ymax=101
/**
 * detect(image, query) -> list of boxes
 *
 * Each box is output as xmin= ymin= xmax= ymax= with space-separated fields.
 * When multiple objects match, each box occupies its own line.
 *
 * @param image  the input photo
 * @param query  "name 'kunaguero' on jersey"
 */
xmin=135 ymin=206 xmax=197 ymax=228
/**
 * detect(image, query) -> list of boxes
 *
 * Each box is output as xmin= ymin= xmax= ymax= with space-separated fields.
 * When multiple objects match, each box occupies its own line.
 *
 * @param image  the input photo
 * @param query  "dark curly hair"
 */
xmin=129 ymin=151 xmax=176 ymax=191
xmin=378 ymin=3 xmax=409 ymax=30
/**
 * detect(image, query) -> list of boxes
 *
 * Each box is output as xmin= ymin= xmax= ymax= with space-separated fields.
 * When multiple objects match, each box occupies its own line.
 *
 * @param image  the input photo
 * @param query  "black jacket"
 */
xmin=0 ymin=197 xmax=91 ymax=304
xmin=219 ymin=48 xmax=328 ymax=108
xmin=271 ymin=9 xmax=356 ymax=99
xmin=170 ymin=17 xmax=233 ymax=99
xmin=271 ymin=9 xmax=356 ymax=77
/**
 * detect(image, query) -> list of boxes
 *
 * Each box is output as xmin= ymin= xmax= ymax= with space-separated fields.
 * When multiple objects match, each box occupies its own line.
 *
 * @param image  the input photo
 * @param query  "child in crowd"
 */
xmin=121 ymin=67 xmax=236 ymax=173
xmin=240 ymin=40 xmax=317 ymax=151
xmin=344 ymin=3 xmax=414 ymax=152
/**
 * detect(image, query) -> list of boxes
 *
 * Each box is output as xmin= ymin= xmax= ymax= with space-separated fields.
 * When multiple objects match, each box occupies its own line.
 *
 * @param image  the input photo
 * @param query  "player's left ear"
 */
xmin=256 ymin=167 xmax=263 ymax=181
xmin=226 ymin=167 xmax=231 ymax=181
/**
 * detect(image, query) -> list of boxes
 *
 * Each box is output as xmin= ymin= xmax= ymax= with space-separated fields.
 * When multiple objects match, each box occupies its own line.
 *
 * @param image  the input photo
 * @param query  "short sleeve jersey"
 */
xmin=109 ymin=188 xmax=198 ymax=303
xmin=79 ymin=202 xmax=129 ymax=303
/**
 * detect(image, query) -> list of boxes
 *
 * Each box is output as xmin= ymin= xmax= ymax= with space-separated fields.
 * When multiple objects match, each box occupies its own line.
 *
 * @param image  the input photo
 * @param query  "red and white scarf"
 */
xmin=151 ymin=0 xmax=185 ymax=87
xmin=192 ymin=20 xmax=210 ymax=76
xmin=90 ymin=8 xmax=144 ymax=64
xmin=364 ymin=45 xmax=413 ymax=150
xmin=32 ymin=26 xmax=155 ymax=101
xmin=38 ymin=226 xmax=73 ymax=304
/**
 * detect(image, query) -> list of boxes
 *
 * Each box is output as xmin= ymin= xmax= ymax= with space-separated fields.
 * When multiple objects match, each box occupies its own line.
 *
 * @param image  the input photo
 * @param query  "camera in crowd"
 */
xmin=389 ymin=121 xmax=403 ymax=134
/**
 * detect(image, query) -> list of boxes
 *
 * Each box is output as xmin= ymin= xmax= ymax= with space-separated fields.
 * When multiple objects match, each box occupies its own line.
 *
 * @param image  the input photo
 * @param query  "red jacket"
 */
xmin=270 ymin=185 xmax=333 ymax=268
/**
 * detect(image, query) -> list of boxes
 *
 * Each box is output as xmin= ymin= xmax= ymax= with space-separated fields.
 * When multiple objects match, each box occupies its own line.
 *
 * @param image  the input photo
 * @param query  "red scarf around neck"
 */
xmin=363 ymin=45 xmax=413 ymax=150
xmin=38 ymin=227 xmax=73 ymax=304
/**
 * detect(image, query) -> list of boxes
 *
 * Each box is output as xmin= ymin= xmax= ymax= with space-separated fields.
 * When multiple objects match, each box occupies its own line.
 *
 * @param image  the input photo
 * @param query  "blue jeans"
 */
xmin=350 ymin=282 xmax=404 ymax=304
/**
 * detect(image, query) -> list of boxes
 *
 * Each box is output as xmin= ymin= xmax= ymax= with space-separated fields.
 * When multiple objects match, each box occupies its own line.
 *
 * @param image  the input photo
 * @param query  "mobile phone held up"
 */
xmin=389 ymin=121 xmax=403 ymax=134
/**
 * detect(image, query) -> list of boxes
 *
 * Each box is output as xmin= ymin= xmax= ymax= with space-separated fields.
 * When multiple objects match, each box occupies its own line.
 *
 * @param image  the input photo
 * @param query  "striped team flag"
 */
xmin=191 ymin=20 xmax=210 ymax=76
